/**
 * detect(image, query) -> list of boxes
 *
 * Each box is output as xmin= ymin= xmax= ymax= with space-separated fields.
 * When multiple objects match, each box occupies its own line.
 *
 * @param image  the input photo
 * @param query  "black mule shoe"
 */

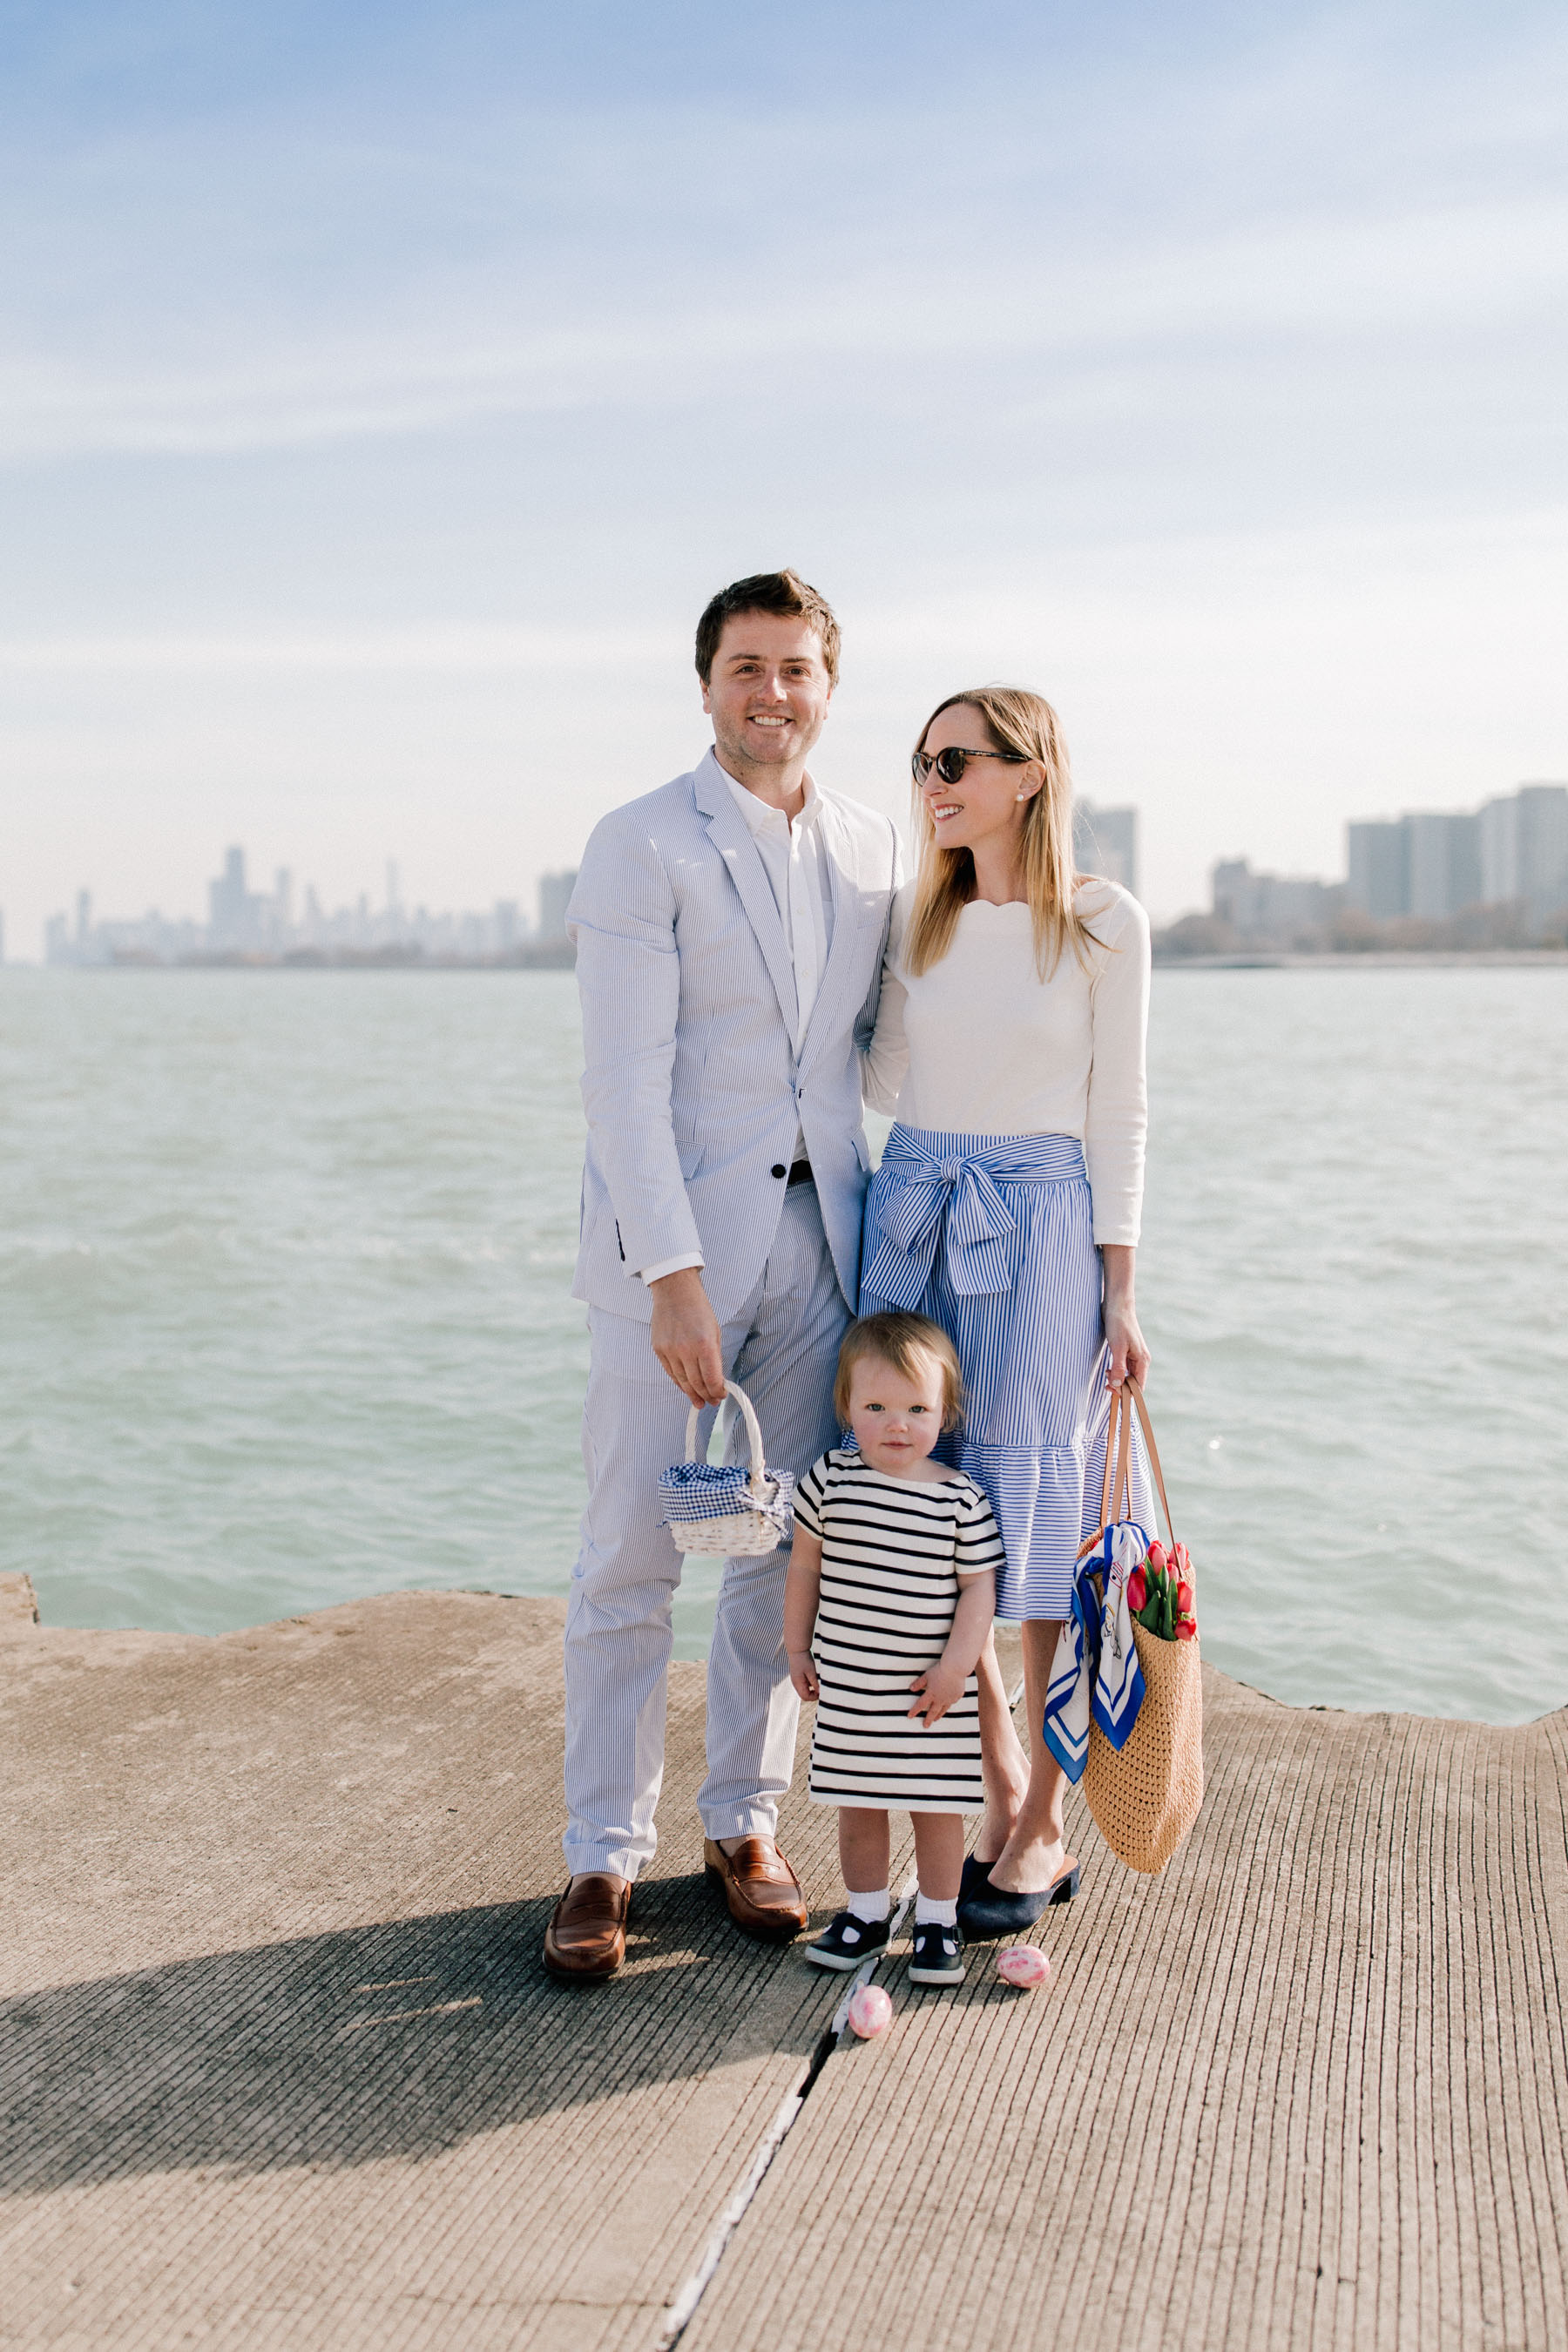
xmin=958 ymin=1853 xmax=995 ymax=1904
xmin=956 ymin=1862 xmax=1080 ymax=1940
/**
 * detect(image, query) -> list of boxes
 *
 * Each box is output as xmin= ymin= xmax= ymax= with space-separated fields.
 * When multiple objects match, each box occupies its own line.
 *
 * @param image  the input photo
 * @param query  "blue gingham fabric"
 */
xmin=1041 ymin=1518 xmax=1148 ymax=1781
xmin=657 ymin=1459 xmax=796 ymax=1536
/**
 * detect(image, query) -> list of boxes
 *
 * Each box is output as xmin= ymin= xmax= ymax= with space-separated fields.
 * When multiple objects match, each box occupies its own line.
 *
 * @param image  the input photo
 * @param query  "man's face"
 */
xmin=701 ymin=612 xmax=834 ymax=776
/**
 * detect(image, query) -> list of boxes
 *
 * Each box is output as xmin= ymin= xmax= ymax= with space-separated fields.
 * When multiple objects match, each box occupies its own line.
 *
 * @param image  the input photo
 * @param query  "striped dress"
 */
xmin=794 ymin=1448 xmax=1005 ymax=1815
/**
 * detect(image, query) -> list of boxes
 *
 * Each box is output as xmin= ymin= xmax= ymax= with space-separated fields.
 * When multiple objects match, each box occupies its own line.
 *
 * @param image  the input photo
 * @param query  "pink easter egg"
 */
xmin=846 ymin=1983 xmax=893 ymax=2038
xmin=997 ymin=1944 xmax=1051 ymax=1988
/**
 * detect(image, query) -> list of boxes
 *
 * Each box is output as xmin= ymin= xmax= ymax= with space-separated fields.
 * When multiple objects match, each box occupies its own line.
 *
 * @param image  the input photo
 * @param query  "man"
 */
xmin=545 ymin=569 xmax=901 ymax=1981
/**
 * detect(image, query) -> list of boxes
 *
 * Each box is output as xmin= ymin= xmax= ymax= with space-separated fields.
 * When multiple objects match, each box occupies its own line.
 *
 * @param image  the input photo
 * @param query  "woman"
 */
xmin=860 ymin=684 xmax=1152 ymax=1935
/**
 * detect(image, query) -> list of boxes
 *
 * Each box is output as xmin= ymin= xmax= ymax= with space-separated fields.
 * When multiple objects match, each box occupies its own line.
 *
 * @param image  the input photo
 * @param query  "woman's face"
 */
xmin=916 ymin=703 xmax=1041 ymax=861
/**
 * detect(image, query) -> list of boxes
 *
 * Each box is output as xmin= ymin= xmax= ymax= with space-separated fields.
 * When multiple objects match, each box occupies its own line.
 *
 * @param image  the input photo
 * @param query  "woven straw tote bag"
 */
xmin=664 ymin=1380 xmax=793 ymax=1558
xmin=1080 ymin=1379 xmax=1204 ymax=1875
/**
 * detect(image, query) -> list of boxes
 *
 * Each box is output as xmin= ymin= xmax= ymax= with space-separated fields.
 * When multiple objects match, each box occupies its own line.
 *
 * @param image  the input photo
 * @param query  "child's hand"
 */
xmin=787 ymin=1648 xmax=820 ymax=1701
xmin=907 ymin=1662 xmax=964 ymax=1727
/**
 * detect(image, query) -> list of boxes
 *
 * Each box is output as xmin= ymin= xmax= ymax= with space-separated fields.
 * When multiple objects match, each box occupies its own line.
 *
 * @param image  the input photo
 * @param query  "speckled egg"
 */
xmin=997 ymin=1944 xmax=1051 ymax=1988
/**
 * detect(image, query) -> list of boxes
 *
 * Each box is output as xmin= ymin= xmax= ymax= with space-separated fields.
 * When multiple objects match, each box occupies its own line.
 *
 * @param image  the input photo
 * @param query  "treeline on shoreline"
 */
xmin=78 ymin=940 xmax=578 ymax=971
xmin=1154 ymin=900 xmax=1568 ymax=960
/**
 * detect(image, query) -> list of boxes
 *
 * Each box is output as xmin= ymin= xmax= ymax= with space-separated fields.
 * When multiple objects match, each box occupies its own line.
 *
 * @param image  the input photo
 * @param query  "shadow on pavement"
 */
xmin=0 ymin=1869 xmax=828 ymax=2197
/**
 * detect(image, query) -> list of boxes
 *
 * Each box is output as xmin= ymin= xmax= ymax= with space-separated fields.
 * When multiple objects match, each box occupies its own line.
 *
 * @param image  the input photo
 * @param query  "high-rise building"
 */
xmin=1475 ymin=785 xmax=1567 ymax=913
xmin=1213 ymin=859 xmax=1342 ymax=942
xmin=1346 ymin=821 xmax=1409 ymax=918
xmin=209 ymin=847 xmax=251 ymax=944
xmin=1072 ymin=801 xmax=1139 ymax=899
xmin=1348 ymin=786 xmax=1566 ymax=923
xmin=1517 ymin=784 xmax=1568 ymax=916
xmin=1406 ymin=812 xmax=1482 ymax=918
xmin=1479 ymin=795 xmax=1519 ymax=905
xmin=538 ymin=869 xmax=578 ymax=940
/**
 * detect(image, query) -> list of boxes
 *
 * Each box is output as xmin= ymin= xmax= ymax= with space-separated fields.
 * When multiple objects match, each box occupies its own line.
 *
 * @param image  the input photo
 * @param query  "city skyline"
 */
xmin=17 ymin=771 xmax=1567 ymax=966
xmin=40 ymin=844 xmax=579 ymax=967
xmin=3 ymin=5 xmax=1565 ymax=956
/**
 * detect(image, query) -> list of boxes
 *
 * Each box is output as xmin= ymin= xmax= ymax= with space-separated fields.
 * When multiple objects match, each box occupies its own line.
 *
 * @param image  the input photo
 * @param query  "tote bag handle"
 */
xmin=1076 ymin=1375 xmax=1179 ymax=1563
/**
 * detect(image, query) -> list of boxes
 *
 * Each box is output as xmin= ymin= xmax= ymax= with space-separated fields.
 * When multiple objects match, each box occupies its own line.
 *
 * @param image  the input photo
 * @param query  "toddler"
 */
xmin=784 ymin=1311 xmax=1003 ymax=1986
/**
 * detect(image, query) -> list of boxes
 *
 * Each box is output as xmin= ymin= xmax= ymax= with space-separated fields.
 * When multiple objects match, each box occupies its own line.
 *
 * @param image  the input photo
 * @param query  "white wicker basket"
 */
xmin=668 ymin=1380 xmax=790 ymax=1557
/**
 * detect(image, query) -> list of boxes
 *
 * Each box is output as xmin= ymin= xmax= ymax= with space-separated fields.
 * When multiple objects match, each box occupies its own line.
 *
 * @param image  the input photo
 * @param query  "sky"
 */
xmin=2 ymin=0 xmax=1565 ymax=950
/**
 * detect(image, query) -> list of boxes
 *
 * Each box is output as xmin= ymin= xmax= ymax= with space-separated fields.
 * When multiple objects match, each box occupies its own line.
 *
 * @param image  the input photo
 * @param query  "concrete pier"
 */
xmin=3 ymin=1578 xmax=1565 ymax=2349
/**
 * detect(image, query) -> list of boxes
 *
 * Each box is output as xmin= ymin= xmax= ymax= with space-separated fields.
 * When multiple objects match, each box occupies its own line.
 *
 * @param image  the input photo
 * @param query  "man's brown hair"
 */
xmin=833 ymin=1311 xmax=966 ymax=1434
xmin=694 ymin=569 xmax=841 ymax=687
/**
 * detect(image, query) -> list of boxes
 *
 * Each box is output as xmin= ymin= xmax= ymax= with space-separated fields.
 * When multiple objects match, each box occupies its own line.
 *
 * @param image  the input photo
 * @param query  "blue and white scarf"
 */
xmin=1042 ymin=1519 xmax=1148 ymax=1781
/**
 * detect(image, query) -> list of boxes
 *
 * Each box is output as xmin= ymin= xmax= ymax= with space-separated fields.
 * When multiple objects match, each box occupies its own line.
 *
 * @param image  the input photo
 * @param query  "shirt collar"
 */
xmin=715 ymin=758 xmax=821 ymax=839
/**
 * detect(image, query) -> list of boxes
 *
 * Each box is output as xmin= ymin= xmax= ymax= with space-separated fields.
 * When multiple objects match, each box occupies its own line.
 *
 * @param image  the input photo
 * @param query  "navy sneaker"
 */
xmin=805 ymin=1909 xmax=892 ymax=1971
xmin=909 ymin=1920 xmax=966 ymax=1986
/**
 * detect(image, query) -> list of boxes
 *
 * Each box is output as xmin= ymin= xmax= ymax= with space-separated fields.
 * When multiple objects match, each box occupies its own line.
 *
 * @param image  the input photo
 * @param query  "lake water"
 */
xmin=2 ymin=963 xmax=1565 ymax=1724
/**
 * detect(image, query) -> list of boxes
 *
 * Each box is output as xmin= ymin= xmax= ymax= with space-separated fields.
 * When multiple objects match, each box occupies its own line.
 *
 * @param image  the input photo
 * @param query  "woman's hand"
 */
xmin=787 ymin=1649 xmax=820 ymax=1701
xmin=1100 ymin=1244 xmax=1152 ymax=1389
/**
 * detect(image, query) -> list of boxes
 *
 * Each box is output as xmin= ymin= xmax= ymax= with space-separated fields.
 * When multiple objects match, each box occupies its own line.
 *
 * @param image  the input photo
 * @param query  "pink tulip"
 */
xmin=1127 ymin=1567 xmax=1147 ymax=1613
xmin=1177 ymin=1581 xmax=1193 ymax=1614
xmin=1176 ymin=1619 xmax=1197 ymax=1641
xmin=1148 ymin=1542 xmax=1167 ymax=1571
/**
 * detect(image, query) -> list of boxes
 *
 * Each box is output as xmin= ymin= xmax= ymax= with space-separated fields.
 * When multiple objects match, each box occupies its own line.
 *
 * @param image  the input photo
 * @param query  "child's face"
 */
xmin=846 ymin=1350 xmax=946 ymax=1475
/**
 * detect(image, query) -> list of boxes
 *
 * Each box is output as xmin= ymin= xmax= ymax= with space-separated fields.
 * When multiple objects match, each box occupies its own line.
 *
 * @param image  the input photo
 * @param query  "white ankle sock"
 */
xmin=847 ymin=1887 xmax=890 ymax=1923
xmin=916 ymin=1893 xmax=958 ymax=1927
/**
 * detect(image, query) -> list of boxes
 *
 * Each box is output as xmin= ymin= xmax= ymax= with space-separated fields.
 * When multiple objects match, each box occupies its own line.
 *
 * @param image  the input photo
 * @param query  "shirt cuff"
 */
xmin=639 ymin=1251 xmax=706 ymax=1287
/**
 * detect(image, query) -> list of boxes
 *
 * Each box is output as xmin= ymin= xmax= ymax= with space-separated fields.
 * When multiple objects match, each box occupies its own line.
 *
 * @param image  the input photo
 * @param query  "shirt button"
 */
xmin=771 ymin=1164 xmax=787 ymax=1179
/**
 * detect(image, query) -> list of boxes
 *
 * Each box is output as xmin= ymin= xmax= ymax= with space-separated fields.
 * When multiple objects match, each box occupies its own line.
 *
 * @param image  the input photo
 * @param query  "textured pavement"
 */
xmin=3 ymin=1576 xmax=1565 ymax=2349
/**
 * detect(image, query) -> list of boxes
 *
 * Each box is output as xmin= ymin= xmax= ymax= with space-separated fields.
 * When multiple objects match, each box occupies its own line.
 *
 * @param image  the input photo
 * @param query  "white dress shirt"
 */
xmin=641 ymin=759 xmax=835 ymax=1287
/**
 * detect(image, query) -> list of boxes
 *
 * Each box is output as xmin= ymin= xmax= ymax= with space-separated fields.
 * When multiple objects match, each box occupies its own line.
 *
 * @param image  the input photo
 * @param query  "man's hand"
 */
xmin=907 ymin=1661 xmax=966 ymax=1728
xmin=649 ymin=1267 xmax=727 ymax=1407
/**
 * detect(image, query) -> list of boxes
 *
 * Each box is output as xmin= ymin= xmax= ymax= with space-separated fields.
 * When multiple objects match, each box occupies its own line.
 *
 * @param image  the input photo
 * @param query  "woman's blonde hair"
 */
xmin=904 ymin=684 xmax=1098 ymax=979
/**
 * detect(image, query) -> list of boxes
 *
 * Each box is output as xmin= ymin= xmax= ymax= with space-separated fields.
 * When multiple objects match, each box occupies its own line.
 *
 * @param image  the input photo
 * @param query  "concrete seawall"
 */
xmin=3 ymin=1577 xmax=1564 ymax=2349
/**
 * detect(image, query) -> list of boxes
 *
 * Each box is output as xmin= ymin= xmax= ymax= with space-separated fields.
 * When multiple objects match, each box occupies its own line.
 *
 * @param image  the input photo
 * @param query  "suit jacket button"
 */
xmin=771 ymin=1164 xmax=787 ymax=1179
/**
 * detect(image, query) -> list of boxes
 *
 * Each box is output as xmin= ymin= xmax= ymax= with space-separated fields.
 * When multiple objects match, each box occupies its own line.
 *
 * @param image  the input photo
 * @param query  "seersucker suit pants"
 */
xmin=563 ymin=1179 xmax=851 ymax=1880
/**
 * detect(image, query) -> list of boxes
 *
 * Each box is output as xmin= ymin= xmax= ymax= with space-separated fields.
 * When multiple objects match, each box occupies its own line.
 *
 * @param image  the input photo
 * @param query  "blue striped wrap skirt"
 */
xmin=858 ymin=1124 xmax=1148 ymax=1622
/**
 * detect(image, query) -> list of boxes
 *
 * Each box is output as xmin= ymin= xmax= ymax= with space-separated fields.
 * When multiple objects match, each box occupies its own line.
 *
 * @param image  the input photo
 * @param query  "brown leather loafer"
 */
xmin=543 ymin=1872 xmax=631 ymax=1981
xmin=704 ymin=1836 xmax=808 ymax=1942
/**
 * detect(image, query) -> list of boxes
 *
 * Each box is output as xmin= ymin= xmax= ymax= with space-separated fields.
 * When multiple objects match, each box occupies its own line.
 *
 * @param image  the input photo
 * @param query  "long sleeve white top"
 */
xmin=862 ymin=878 xmax=1151 ymax=1246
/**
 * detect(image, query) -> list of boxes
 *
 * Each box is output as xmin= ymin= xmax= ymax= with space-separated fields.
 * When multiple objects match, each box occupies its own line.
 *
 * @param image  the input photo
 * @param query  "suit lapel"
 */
xmin=796 ymin=792 xmax=862 ymax=1078
xmin=693 ymin=750 xmax=800 ymax=1042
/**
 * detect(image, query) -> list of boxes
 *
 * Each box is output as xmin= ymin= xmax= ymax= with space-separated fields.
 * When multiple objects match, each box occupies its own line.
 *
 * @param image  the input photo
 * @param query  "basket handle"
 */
xmin=684 ymin=1379 xmax=770 ymax=1500
xmin=1075 ymin=1375 xmax=1180 ymax=1565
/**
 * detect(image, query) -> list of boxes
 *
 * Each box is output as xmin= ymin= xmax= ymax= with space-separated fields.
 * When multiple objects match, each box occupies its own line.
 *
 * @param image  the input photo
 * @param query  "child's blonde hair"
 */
xmin=833 ymin=1312 xmax=966 ymax=1434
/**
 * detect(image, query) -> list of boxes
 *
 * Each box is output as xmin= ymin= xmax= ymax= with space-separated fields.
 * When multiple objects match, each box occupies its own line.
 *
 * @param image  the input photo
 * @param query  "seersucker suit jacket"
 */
xmin=568 ymin=747 xmax=902 ymax=1325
